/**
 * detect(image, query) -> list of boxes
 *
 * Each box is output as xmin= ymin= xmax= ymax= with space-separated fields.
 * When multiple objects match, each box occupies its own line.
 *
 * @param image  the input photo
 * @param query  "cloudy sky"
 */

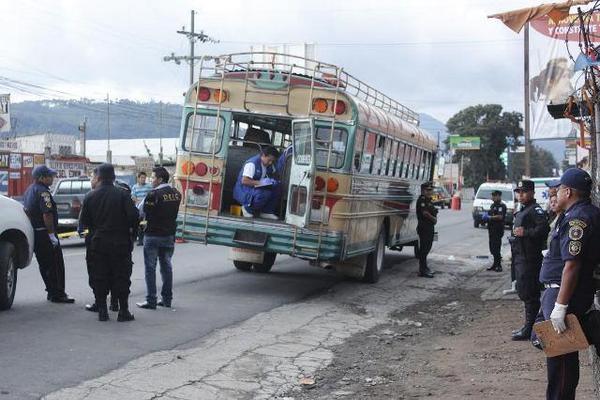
xmin=0 ymin=0 xmax=563 ymax=124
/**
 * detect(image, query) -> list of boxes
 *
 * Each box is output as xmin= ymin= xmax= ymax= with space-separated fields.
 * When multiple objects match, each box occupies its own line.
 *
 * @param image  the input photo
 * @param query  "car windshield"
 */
xmin=476 ymin=189 xmax=513 ymax=202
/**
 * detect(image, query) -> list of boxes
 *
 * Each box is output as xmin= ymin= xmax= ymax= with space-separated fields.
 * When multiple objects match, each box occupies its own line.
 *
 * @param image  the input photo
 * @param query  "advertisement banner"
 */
xmin=528 ymin=14 xmax=600 ymax=140
xmin=0 ymin=140 xmax=18 ymax=152
xmin=46 ymin=160 xmax=86 ymax=178
xmin=9 ymin=153 xmax=21 ymax=169
xmin=0 ymin=94 xmax=10 ymax=133
xmin=449 ymin=135 xmax=481 ymax=150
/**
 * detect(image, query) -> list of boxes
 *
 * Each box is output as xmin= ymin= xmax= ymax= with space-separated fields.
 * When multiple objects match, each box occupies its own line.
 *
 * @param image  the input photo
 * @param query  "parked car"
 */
xmin=472 ymin=182 xmax=516 ymax=228
xmin=52 ymin=177 xmax=92 ymax=233
xmin=431 ymin=186 xmax=451 ymax=208
xmin=0 ymin=195 xmax=34 ymax=310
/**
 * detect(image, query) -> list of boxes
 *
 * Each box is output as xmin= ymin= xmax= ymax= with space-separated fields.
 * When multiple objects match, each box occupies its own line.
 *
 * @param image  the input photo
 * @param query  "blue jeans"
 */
xmin=143 ymin=235 xmax=175 ymax=304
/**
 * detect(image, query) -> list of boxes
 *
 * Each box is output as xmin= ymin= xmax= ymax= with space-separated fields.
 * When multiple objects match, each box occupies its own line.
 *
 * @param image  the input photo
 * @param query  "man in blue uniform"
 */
xmin=233 ymin=146 xmax=280 ymax=219
xmin=540 ymin=168 xmax=600 ymax=400
xmin=485 ymin=190 xmax=507 ymax=272
xmin=23 ymin=166 xmax=75 ymax=303
xmin=510 ymin=179 xmax=549 ymax=340
xmin=416 ymin=182 xmax=437 ymax=278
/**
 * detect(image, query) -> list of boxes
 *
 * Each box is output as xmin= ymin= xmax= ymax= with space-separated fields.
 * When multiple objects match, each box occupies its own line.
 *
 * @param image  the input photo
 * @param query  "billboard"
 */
xmin=0 ymin=94 xmax=10 ymax=133
xmin=528 ymin=14 xmax=600 ymax=140
xmin=449 ymin=135 xmax=481 ymax=150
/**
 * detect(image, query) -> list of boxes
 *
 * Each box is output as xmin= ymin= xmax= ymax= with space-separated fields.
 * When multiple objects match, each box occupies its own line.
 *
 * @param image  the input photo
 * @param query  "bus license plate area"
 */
xmin=233 ymin=229 xmax=268 ymax=247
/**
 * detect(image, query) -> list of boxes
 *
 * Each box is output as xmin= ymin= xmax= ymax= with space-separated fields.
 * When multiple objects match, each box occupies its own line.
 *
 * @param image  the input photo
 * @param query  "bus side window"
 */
xmin=382 ymin=137 xmax=392 ymax=176
xmin=372 ymin=135 xmax=385 ymax=174
xmin=423 ymin=152 xmax=431 ymax=180
xmin=396 ymin=143 xmax=406 ymax=177
xmin=353 ymin=129 xmax=365 ymax=173
xmin=388 ymin=141 xmax=398 ymax=177
xmin=404 ymin=145 xmax=413 ymax=179
xmin=361 ymin=131 xmax=376 ymax=174
xmin=415 ymin=149 xmax=422 ymax=180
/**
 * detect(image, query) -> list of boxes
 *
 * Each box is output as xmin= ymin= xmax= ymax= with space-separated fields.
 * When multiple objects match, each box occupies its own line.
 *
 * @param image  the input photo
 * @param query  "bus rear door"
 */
xmin=286 ymin=119 xmax=316 ymax=228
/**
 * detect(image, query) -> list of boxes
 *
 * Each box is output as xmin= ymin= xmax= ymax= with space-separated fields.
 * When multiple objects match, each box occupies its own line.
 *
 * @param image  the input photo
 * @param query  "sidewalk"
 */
xmin=44 ymin=253 xmax=487 ymax=400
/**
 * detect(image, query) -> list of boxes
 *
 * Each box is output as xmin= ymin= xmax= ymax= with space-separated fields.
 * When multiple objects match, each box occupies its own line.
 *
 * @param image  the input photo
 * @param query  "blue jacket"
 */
xmin=233 ymin=154 xmax=276 ymax=206
xmin=23 ymin=182 xmax=58 ymax=230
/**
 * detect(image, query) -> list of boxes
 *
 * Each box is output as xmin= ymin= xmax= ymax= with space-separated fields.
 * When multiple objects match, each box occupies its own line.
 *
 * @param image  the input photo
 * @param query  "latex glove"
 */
xmin=259 ymin=178 xmax=276 ymax=186
xmin=48 ymin=233 xmax=59 ymax=247
xmin=550 ymin=302 xmax=568 ymax=334
xmin=481 ymin=213 xmax=489 ymax=222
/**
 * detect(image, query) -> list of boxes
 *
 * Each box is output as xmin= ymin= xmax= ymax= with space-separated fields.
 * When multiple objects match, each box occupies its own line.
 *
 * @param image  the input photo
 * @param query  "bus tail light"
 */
xmin=198 ymin=87 xmax=211 ymax=101
xmin=327 ymin=177 xmax=339 ymax=192
xmin=213 ymin=89 xmax=228 ymax=103
xmin=181 ymin=160 xmax=195 ymax=175
xmin=312 ymin=98 xmax=328 ymax=113
xmin=315 ymin=176 xmax=326 ymax=191
xmin=334 ymin=100 xmax=346 ymax=115
xmin=211 ymin=166 xmax=220 ymax=176
xmin=195 ymin=162 xmax=208 ymax=176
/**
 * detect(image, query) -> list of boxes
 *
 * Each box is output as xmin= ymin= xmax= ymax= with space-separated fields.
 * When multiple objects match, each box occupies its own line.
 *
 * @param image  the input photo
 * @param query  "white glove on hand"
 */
xmin=550 ymin=302 xmax=568 ymax=334
xmin=48 ymin=233 xmax=59 ymax=247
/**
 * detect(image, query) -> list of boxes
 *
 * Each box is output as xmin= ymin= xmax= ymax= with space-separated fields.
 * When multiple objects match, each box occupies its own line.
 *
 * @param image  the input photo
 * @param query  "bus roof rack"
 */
xmin=199 ymin=52 xmax=420 ymax=126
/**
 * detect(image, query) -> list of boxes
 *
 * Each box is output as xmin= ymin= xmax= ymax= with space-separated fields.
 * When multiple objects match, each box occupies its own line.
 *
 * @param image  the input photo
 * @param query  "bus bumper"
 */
xmin=176 ymin=214 xmax=344 ymax=261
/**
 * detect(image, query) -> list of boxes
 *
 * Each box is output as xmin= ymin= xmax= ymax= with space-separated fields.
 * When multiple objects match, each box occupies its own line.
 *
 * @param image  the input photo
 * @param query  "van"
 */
xmin=529 ymin=177 xmax=554 ymax=211
xmin=472 ymin=182 xmax=516 ymax=228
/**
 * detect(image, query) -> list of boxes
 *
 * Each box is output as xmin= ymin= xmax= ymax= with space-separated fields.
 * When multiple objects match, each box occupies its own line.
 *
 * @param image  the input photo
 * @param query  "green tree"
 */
xmin=507 ymin=146 xmax=559 ymax=181
xmin=446 ymin=104 xmax=522 ymax=189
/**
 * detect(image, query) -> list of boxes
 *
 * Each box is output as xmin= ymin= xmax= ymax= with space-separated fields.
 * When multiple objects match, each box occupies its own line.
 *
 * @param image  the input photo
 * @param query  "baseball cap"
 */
xmin=547 ymin=168 xmax=592 ymax=192
xmin=32 ymin=165 xmax=57 ymax=179
xmin=514 ymin=179 xmax=534 ymax=192
xmin=421 ymin=181 xmax=434 ymax=190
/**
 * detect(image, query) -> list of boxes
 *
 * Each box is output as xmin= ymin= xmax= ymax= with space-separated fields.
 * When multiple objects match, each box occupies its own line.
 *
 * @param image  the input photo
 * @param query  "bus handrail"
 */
xmin=194 ymin=52 xmax=420 ymax=127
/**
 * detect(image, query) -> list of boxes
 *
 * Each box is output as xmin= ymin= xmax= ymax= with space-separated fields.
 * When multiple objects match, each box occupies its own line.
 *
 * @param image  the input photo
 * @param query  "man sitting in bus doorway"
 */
xmin=416 ymin=182 xmax=438 ymax=278
xmin=234 ymin=146 xmax=281 ymax=220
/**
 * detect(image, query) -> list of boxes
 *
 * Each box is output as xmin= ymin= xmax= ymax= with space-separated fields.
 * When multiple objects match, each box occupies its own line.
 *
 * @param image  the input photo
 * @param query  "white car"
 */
xmin=0 ymin=195 xmax=34 ymax=310
xmin=472 ymin=182 xmax=516 ymax=228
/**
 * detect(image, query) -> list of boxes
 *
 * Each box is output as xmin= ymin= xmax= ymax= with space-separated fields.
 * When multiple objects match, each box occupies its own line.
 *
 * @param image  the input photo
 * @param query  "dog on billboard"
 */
xmin=530 ymin=57 xmax=574 ymax=103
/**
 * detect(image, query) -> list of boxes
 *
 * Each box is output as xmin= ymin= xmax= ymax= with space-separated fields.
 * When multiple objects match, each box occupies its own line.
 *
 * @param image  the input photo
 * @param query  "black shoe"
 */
xmin=494 ymin=266 xmax=503 ymax=272
xmin=157 ymin=300 xmax=171 ymax=308
xmin=418 ymin=271 xmax=434 ymax=278
xmin=117 ymin=310 xmax=135 ymax=322
xmin=136 ymin=301 xmax=156 ymax=310
xmin=50 ymin=295 xmax=75 ymax=304
xmin=85 ymin=303 xmax=99 ymax=312
xmin=511 ymin=325 xmax=532 ymax=341
xmin=532 ymin=339 xmax=543 ymax=350
xmin=98 ymin=305 xmax=109 ymax=321
xmin=486 ymin=265 xmax=497 ymax=271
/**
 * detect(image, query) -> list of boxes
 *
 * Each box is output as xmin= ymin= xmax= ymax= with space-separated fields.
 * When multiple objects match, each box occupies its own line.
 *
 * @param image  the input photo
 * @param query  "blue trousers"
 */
xmin=541 ymin=288 xmax=590 ymax=400
xmin=243 ymin=186 xmax=280 ymax=215
xmin=143 ymin=235 xmax=175 ymax=304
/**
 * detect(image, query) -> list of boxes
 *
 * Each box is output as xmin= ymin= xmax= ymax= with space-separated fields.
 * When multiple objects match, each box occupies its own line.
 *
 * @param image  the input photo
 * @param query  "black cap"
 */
xmin=547 ymin=168 xmax=592 ymax=192
xmin=32 ymin=165 xmax=57 ymax=179
xmin=514 ymin=180 xmax=534 ymax=192
xmin=96 ymin=163 xmax=115 ymax=181
xmin=421 ymin=182 xmax=434 ymax=190
xmin=491 ymin=190 xmax=502 ymax=196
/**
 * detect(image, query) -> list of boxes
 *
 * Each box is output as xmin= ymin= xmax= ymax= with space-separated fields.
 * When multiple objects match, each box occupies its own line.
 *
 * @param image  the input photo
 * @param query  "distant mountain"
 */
xmin=419 ymin=113 xmax=448 ymax=148
xmin=5 ymin=99 xmax=183 ymax=140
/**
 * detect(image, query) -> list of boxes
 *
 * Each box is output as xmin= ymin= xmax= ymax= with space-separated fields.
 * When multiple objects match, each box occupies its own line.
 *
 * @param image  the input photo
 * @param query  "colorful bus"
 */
xmin=175 ymin=53 xmax=437 ymax=282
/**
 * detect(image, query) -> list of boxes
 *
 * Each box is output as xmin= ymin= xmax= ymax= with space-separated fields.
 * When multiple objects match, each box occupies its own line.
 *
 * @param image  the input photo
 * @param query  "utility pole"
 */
xmin=523 ymin=22 xmax=532 ymax=178
xmin=106 ymin=93 xmax=112 ymax=164
xmin=159 ymin=102 xmax=164 ymax=166
xmin=163 ymin=10 xmax=219 ymax=85
xmin=78 ymin=116 xmax=87 ymax=171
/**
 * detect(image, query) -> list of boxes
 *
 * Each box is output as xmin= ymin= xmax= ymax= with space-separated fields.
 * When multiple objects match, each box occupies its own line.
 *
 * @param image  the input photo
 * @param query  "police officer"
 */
xmin=23 ymin=166 xmax=75 ymax=303
xmin=416 ymin=182 xmax=437 ymax=278
xmin=79 ymin=163 xmax=139 ymax=322
xmin=510 ymin=179 xmax=549 ymax=340
xmin=485 ymin=190 xmax=507 ymax=272
xmin=539 ymin=168 xmax=600 ymax=400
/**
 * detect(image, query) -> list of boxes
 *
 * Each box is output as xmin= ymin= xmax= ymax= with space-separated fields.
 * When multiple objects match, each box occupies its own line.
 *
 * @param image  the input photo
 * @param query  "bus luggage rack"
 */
xmin=197 ymin=52 xmax=419 ymax=126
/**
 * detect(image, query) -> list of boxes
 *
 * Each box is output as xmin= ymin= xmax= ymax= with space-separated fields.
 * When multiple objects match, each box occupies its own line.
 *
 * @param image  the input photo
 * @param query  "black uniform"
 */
xmin=79 ymin=181 xmax=138 ymax=310
xmin=487 ymin=200 xmax=507 ymax=270
xmin=509 ymin=199 xmax=549 ymax=337
xmin=22 ymin=182 xmax=67 ymax=300
xmin=416 ymin=193 xmax=437 ymax=275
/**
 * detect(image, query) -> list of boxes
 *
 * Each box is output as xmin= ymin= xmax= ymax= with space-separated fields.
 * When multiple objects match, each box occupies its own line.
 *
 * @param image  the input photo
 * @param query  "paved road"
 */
xmin=0 ymin=205 xmax=484 ymax=399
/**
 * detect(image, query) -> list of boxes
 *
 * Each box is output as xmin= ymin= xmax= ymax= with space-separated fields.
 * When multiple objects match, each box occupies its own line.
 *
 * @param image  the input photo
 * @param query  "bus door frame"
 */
xmin=286 ymin=119 xmax=316 ymax=228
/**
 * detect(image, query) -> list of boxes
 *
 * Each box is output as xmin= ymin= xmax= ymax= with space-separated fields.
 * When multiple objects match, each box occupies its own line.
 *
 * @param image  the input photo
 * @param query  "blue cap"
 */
xmin=549 ymin=168 xmax=592 ymax=192
xmin=32 ymin=165 xmax=57 ymax=179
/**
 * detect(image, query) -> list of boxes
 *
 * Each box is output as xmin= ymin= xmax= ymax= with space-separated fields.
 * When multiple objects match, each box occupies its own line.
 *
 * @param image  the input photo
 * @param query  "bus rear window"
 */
xmin=183 ymin=114 xmax=225 ymax=153
xmin=294 ymin=124 xmax=348 ymax=169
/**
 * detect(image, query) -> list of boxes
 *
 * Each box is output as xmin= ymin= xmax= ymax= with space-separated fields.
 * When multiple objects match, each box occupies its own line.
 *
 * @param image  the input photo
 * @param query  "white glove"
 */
xmin=550 ymin=302 xmax=568 ymax=334
xmin=48 ymin=233 xmax=59 ymax=247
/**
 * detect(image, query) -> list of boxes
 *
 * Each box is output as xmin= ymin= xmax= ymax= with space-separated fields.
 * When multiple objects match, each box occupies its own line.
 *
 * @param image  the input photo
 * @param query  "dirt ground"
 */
xmin=288 ymin=285 xmax=597 ymax=400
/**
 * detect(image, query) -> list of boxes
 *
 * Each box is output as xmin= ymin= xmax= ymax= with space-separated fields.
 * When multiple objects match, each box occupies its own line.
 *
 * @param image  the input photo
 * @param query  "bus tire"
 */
xmin=363 ymin=230 xmax=385 ymax=283
xmin=0 ymin=242 xmax=17 ymax=311
xmin=253 ymin=252 xmax=277 ymax=273
xmin=233 ymin=260 xmax=253 ymax=272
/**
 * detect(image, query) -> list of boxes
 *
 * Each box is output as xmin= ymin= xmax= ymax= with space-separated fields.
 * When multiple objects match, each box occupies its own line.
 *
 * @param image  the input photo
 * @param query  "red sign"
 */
xmin=531 ymin=13 xmax=600 ymax=41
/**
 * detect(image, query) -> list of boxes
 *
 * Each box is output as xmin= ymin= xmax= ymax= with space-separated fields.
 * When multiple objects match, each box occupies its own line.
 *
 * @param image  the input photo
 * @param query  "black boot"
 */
xmin=511 ymin=324 xmax=532 ymax=340
xmin=117 ymin=297 xmax=135 ymax=322
xmin=98 ymin=304 xmax=109 ymax=321
xmin=85 ymin=303 xmax=99 ymax=312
